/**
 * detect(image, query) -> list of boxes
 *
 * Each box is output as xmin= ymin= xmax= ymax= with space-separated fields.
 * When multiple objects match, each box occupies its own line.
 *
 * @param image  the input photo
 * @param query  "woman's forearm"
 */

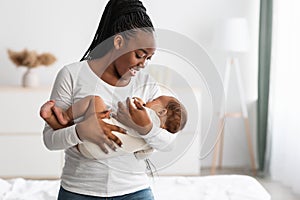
xmin=42 ymin=67 xmax=79 ymax=150
xmin=43 ymin=124 xmax=82 ymax=150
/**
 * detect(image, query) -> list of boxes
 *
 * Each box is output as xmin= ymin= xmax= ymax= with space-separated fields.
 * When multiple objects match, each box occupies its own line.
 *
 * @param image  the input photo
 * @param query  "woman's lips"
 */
xmin=129 ymin=68 xmax=136 ymax=76
xmin=129 ymin=67 xmax=140 ymax=76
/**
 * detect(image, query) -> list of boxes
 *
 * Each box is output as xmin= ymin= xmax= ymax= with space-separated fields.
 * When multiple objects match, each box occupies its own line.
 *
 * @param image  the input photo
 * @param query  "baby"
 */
xmin=40 ymin=95 xmax=187 ymax=159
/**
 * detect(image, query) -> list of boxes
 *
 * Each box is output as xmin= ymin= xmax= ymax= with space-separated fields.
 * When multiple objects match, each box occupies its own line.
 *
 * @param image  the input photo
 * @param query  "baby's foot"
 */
xmin=52 ymin=106 xmax=70 ymax=125
xmin=40 ymin=100 xmax=55 ymax=120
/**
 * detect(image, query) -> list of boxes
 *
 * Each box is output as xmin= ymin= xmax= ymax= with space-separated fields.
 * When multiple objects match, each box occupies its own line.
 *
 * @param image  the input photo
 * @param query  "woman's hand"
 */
xmin=113 ymin=97 xmax=153 ymax=135
xmin=75 ymin=111 xmax=126 ymax=154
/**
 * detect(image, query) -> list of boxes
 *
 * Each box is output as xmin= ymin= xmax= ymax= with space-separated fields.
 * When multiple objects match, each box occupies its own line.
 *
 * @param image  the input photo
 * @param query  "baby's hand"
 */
xmin=132 ymin=97 xmax=146 ymax=108
xmin=114 ymin=97 xmax=152 ymax=135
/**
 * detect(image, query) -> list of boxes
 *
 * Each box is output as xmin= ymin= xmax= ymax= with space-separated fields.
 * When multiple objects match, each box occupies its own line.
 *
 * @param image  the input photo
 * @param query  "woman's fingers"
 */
xmin=111 ymin=112 xmax=117 ymax=120
xmin=103 ymin=137 xmax=117 ymax=152
xmin=96 ymin=141 xmax=109 ymax=154
xmin=97 ymin=116 xmax=127 ymax=134
xmin=107 ymin=123 xmax=127 ymax=134
xmin=106 ymin=132 xmax=123 ymax=147
xmin=118 ymin=101 xmax=128 ymax=113
xmin=104 ymin=124 xmax=125 ymax=147
xmin=97 ymin=132 xmax=117 ymax=153
xmin=126 ymin=97 xmax=134 ymax=114
xmin=114 ymin=101 xmax=135 ymax=126
xmin=97 ymin=119 xmax=125 ymax=147
xmin=116 ymin=101 xmax=129 ymax=118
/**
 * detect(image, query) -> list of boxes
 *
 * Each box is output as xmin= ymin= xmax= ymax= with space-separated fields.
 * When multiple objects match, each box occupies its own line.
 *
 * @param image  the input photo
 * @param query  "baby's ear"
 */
xmin=157 ymin=108 xmax=167 ymax=117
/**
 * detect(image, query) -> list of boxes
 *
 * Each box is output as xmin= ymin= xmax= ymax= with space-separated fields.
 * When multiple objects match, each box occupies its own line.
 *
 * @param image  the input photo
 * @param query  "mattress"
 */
xmin=0 ymin=175 xmax=270 ymax=200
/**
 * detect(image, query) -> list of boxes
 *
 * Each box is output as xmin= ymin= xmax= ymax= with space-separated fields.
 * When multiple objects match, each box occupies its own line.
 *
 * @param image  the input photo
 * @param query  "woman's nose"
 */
xmin=138 ymin=59 xmax=148 ymax=68
xmin=137 ymin=61 xmax=145 ymax=68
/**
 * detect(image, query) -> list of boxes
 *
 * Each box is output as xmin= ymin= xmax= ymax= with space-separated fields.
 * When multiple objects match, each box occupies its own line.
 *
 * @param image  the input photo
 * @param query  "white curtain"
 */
xmin=268 ymin=0 xmax=300 ymax=194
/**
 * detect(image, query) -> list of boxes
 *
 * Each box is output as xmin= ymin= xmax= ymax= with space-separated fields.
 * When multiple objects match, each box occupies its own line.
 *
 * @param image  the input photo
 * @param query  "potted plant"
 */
xmin=7 ymin=49 xmax=56 ymax=87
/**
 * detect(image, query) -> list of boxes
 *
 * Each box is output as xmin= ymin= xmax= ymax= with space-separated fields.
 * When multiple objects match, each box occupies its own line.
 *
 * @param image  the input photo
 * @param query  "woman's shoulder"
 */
xmin=57 ymin=61 xmax=87 ymax=77
xmin=63 ymin=61 xmax=86 ymax=72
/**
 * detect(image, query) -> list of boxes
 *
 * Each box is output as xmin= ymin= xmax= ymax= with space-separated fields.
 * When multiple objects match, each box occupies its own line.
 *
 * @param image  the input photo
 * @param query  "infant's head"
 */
xmin=135 ymin=96 xmax=187 ymax=134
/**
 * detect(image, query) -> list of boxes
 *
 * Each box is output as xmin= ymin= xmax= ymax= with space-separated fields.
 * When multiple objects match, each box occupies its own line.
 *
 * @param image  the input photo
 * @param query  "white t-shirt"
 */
xmin=42 ymin=61 xmax=176 ymax=197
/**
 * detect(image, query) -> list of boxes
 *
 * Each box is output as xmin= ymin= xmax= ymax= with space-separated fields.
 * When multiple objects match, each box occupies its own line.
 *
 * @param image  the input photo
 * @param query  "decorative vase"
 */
xmin=22 ymin=68 xmax=39 ymax=87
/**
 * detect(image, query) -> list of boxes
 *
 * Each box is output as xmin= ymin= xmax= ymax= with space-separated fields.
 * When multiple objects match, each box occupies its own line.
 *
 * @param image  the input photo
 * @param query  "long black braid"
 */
xmin=80 ymin=0 xmax=154 ymax=61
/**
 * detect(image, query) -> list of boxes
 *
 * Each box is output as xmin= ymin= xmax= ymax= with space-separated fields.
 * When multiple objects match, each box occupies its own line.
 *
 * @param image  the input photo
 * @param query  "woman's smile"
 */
xmin=129 ymin=66 xmax=142 ymax=76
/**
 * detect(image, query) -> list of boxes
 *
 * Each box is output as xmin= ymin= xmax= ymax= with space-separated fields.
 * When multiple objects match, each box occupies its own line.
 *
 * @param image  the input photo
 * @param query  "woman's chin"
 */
xmin=125 ymin=71 xmax=136 ymax=78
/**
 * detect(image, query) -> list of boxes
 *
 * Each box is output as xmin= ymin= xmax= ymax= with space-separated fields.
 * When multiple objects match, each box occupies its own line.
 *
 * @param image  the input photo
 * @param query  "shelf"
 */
xmin=0 ymin=85 xmax=51 ymax=92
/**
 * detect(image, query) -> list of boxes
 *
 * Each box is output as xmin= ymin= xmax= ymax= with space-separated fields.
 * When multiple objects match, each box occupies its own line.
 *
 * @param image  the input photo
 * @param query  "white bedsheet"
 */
xmin=0 ymin=175 xmax=270 ymax=200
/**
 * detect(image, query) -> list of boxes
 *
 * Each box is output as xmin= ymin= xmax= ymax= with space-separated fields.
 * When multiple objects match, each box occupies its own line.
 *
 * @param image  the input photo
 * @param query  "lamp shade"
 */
xmin=219 ymin=18 xmax=250 ymax=52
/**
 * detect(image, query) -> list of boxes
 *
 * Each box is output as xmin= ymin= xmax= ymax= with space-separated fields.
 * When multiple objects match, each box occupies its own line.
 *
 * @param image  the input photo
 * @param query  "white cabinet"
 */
xmin=0 ymin=87 xmax=63 ymax=179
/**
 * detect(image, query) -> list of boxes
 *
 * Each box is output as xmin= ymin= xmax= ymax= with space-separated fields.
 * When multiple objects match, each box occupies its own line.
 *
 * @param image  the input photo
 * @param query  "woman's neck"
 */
xmin=87 ymin=53 xmax=130 ymax=87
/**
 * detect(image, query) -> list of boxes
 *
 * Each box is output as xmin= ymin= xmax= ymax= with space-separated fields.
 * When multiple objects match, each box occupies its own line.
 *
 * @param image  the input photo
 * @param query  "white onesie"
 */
xmin=78 ymin=107 xmax=160 ymax=160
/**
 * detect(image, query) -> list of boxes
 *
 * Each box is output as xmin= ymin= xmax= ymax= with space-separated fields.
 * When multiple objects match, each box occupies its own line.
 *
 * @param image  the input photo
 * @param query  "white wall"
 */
xmin=0 ymin=0 xmax=260 ymax=169
xmin=0 ymin=0 xmax=105 ymax=86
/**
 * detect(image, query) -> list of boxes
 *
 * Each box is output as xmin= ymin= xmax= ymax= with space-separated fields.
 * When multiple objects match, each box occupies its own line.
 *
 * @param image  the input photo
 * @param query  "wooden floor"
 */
xmin=201 ymin=167 xmax=300 ymax=200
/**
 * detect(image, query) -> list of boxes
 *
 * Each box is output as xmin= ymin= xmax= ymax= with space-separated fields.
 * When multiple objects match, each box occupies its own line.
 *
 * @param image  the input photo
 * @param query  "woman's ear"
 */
xmin=114 ymin=34 xmax=124 ymax=50
xmin=157 ymin=108 xmax=167 ymax=117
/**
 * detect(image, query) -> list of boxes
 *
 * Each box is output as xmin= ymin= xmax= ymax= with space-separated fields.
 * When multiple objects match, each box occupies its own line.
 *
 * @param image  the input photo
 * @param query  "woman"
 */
xmin=42 ymin=0 xmax=175 ymax=199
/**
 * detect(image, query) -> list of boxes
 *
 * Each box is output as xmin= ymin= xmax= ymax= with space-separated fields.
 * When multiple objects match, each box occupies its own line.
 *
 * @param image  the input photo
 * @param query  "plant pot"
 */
xmin=22 ymin=68 xmax=39 ymax=87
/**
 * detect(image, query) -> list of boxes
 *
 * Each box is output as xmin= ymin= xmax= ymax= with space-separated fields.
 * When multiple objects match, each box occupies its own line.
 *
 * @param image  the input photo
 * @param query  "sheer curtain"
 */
xmin=268 ymin=0 xmax=300 ymax=194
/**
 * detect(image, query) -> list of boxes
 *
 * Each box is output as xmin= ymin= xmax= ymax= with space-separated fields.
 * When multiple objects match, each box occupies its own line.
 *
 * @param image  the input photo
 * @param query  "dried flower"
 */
xmin=38 ymin=53 xmax=57 ymax=66
xmin=7 ymin=49 xmax=56 ymax=68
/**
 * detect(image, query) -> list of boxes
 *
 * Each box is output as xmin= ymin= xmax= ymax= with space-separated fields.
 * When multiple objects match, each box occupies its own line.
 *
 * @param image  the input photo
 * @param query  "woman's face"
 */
xmin=112 ymin=31 xmax=156 ymax=80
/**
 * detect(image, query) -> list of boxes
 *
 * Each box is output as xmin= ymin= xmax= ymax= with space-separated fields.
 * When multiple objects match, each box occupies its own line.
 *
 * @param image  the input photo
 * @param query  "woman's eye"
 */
xmin=135 ymin=52 xmax=143 ymax=59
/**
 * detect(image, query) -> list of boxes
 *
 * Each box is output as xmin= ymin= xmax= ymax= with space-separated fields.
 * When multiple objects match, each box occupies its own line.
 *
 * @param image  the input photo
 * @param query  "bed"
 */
xmin=0 ymin=175 xmax=270 ymax=200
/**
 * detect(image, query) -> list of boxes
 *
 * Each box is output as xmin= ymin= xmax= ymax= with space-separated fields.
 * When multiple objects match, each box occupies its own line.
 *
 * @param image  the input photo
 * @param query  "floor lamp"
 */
xmin=211 ymin=18 xmax=257 ymax=176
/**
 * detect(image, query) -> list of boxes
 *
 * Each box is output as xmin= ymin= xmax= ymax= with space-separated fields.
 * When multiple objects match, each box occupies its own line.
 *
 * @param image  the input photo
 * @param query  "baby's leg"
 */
xmin=56 ymin=96 xmax=95 ymax=123
xmin=57 ymin=95 xmax=108 ymax=123
xmin=85 ymin=96 xmax=110 ymax=119
xmin=40 ymin=100 xmax=65 ymax=130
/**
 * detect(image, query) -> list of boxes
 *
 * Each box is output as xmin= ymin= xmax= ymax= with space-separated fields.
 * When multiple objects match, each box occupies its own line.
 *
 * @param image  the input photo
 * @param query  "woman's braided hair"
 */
xmin=81 ymin=0 xmax=154 ymax=61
